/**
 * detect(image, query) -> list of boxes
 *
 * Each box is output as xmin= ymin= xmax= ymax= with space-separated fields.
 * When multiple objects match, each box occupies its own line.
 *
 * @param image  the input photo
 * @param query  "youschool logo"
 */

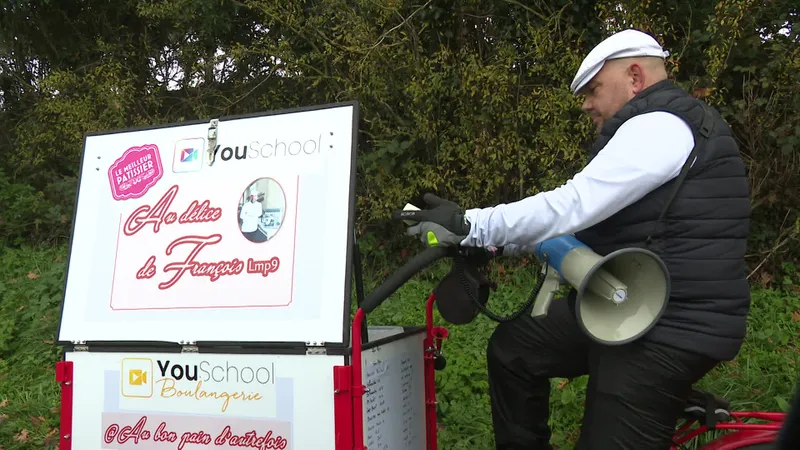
xmin=152 ymin=359 xmax=276 ymax=412
xmin=121 ymin=358 xmax=154 ymax=398
xmin=120 ymin=358 xmax=278 ymax=413
xmin=213 ymin=136 xmax=325 ymax=162
xmin=172 ymin=138 xmax=205 ymax=173
xmin=156 ymin=359 xmax=276 ymax=385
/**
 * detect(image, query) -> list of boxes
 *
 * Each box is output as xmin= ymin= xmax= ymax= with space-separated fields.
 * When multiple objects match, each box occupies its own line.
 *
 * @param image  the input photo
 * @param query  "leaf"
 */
xmin=560 ymin=388 xmax=576 ymax=405
xmin=776 ymin=396 xmax=790 ymax=412
xmin=792 ymin=311 xmax=800 ymax=322
xmin=0 ymin=399 xmax=7 ymax=407
xmin=26 ymin=272 xmax=40 ymax=280
xmin=14 ymin=429 xmax=29 ymax=442
xmin=31 ymin=415 xmax=46 ymax=426
xmin=43 ymin=428 xmax=58 ymax=447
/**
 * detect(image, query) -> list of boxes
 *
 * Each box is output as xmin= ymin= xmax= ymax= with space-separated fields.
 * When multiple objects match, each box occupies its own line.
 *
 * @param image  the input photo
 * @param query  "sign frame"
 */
xmin=55 ymin=101 xmax=363 ymax=354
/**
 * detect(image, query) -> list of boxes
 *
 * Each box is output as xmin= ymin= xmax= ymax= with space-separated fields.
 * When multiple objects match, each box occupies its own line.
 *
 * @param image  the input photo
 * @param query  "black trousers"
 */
xmin=487 ymin=297 xmax=720 ymax=450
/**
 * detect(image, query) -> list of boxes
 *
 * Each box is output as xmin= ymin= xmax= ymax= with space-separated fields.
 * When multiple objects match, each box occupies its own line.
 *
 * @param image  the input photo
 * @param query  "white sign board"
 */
xmin=64 ymin=351 xmax=341 ymax=450
xmin=57 ymin=103 xmax=358 ymax=345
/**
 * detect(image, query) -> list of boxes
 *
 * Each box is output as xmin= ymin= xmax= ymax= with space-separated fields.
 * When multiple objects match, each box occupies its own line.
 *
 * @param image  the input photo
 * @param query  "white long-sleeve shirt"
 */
xmin=460 ymin=111 xmax=696 ymax=255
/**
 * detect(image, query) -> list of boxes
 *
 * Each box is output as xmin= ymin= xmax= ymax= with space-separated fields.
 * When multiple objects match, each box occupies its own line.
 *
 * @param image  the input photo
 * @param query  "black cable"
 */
xmin=454 ymin=252 xmax=549 ymax=323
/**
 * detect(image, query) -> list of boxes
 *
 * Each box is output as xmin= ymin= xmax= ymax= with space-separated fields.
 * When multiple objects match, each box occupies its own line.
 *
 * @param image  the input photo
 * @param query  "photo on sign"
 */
xmin=238 ymin=177 xmax=286 ymax=243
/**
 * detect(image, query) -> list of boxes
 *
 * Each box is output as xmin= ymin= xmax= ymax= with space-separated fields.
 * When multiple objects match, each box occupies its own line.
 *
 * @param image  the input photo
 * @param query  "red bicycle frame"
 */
xmin=671 ymin=411 xmax=785 ymax=449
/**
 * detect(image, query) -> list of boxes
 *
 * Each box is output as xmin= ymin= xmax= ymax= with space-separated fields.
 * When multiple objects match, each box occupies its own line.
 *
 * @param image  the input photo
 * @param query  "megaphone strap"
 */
xmin=646 ymin=106 xmax=715 ymax=247
xmin=452 ymin=252 xmax=550 ymax=323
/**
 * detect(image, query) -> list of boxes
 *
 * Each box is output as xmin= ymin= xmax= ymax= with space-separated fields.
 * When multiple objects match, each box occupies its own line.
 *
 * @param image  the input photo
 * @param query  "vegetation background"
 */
xmin=0 ymin=1 xmax=798 ymax=449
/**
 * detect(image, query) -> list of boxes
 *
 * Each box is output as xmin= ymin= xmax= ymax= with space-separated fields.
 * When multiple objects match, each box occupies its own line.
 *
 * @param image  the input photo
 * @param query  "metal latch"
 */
xmin=207 ymin=119 xmax=219 ymax=166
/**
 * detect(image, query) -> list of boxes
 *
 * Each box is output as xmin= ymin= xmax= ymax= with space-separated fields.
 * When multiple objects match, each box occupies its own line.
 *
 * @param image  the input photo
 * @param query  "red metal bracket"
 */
xmin=55 ymin=361 xmax=73 ymax=450
xmin=333 ymin=365 xmax=354 ymax=450
xmin=424 ymin=293 xmax=448 ymax=450
xmin=349 ymin=308 xmax=368 ymax=450
xmin=345 ymin=296 xmax=446 ymax=450
xmin=431 ymin=326 xmax=448 ymax=354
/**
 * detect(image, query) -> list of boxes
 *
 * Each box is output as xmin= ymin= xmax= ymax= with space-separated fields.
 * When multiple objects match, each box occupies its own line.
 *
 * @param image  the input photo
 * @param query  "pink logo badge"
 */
xmin=108 ymin=144 xmax=164 ymax=201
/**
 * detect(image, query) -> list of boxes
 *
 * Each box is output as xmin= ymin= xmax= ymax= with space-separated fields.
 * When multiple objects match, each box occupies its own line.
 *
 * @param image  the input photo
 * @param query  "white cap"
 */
xmin=570 ymin=29 xmax=670 ymax=94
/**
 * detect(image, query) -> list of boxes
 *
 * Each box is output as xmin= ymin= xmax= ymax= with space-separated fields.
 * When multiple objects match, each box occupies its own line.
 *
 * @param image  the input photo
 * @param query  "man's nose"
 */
xmin=581 ymin=97 xmax=591 ymax=113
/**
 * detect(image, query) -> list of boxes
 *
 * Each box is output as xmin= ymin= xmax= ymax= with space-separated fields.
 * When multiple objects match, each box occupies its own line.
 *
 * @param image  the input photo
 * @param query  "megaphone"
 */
xmin=532 ymin=235 xmax=670 ymax=345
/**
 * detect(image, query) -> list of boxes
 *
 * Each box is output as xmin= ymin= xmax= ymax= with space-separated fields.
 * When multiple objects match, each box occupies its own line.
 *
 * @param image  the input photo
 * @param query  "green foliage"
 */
xmin=0 ymin=169 xmax=76 ymax=248
xmin=1 ymin=0 xmax=798 ymax=280
xmin=0 ymin=246 xmax=66 ymax=449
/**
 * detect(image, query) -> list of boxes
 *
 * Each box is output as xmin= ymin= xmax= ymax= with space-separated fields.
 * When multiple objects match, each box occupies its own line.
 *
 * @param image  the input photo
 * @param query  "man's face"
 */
xmin=579 ymin=60 xmax=639 ymax=131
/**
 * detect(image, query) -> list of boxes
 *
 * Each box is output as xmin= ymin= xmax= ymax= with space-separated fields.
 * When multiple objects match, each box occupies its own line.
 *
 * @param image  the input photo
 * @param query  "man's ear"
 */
xmin=628 ymin=63 xmax=646 ymax=95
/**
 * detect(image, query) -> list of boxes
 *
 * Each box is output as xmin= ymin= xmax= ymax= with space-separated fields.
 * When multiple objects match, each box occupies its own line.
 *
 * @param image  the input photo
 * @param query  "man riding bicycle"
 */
xmin=396 ymin=29 xmax=752 ymax=449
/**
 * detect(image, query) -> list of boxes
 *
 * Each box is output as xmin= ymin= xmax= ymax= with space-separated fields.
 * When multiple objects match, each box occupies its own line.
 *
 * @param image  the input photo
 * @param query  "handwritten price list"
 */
xmin=364 ymin=358 xmax=388 ymax=450
xmin=400 ymin=354 xmax=414 ymax=448
xmin=363 ymin=351 xmax=421 ymax=449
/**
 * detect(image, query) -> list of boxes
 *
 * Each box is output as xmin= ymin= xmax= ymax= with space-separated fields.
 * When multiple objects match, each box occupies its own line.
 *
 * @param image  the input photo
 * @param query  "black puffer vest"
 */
xmin=573 ymin=80 xmax=752 ymax=362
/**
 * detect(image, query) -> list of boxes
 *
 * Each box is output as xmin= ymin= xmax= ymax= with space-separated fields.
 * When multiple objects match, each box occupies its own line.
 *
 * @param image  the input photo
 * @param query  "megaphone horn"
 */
xmin=532 ymin=235 xmax=670 ymax=345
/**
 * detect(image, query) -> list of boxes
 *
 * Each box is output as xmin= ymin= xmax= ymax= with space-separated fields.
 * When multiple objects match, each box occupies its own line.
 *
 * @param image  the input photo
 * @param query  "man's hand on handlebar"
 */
xmin=392 ymin=193 xmax=472 ymax=241
xmin=393 ymin=193 xmax=509 ymax=258
xmin=405 ymin=221 xmax=465 ymax=247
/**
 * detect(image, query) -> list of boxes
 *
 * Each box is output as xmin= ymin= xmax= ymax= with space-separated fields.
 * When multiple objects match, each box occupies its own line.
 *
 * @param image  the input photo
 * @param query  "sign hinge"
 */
xmin=306 ymin=341 xmax=327 ymax=355
xmin=180 ymin=341 xmax=199 ymax=353
xmin=72 ymin=341 xmax=88 ymax=352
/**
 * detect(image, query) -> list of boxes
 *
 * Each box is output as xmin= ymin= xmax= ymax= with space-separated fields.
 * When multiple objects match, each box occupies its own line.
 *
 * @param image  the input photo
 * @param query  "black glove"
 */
xmin=392 ymin=193 xmax=471 ymax=237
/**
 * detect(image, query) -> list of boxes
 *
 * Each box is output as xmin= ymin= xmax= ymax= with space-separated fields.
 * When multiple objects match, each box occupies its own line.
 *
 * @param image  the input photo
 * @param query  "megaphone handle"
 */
xmin=531 ymin=268 xmax=563 ymax=318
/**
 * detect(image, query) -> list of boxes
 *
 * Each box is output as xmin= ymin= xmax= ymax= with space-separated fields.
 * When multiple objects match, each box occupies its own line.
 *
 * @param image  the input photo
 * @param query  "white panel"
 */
xmin=58 ymin=103 xmax=357 ymax=344
xmin=64 ymin=351 xmax=344 ymax=450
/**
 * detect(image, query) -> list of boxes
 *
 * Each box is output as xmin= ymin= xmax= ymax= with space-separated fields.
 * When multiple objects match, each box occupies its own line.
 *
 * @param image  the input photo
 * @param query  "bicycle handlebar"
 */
xmin=360 ymin=246 xmax=451 ymax=313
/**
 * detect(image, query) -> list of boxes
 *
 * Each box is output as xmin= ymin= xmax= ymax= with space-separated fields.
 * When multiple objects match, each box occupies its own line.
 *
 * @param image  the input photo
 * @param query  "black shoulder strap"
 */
xmin=646 ymin=106 xmax=715 ymax=245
